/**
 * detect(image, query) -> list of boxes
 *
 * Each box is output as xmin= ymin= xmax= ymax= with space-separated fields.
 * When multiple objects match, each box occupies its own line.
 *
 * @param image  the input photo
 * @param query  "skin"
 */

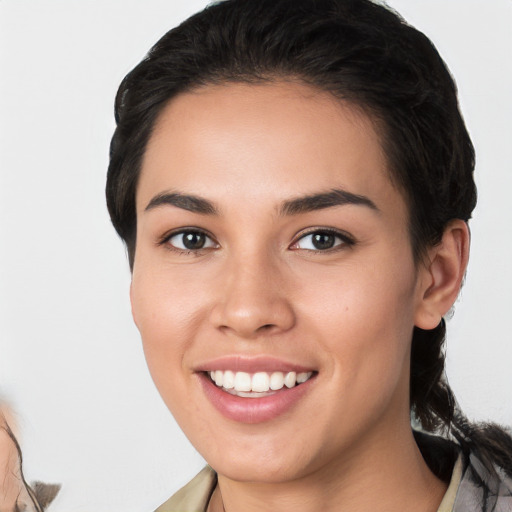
xmin=131 ymin=81 xmax=469 ymax=512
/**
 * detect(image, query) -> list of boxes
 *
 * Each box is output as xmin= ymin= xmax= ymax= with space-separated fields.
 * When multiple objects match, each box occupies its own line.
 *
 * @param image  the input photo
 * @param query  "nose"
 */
xmin=210 ymin=251 xmax=296 ymax=339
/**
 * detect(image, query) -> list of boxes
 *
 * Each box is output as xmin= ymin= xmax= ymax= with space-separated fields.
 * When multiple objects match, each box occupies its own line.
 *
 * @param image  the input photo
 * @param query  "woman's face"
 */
xmin=131 ymin=82 xmax=430 ymax=483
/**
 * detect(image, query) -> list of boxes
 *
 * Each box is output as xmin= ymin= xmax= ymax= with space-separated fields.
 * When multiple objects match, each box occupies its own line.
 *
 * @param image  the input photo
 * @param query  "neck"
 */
xmin=209 ymin=423 xmax=448 ymax=512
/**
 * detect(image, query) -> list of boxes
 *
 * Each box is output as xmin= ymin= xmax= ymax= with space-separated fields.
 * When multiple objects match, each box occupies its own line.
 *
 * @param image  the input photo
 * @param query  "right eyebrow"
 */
xmin=144 ymin=192 xmax=218 ymax=215
xmin=279 ymin=188 xmax=379 ymax=216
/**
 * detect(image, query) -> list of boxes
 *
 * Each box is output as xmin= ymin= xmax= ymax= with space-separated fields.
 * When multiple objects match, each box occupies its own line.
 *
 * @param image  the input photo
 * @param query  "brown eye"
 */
xmin=292 ymin=229 xmax=354 ymax=251
xmin=167 ymin=230 xmax=217 ymax=251
xmin=311 ymin=233 xmax=336 ymax=250
xmin=182 ymin=232 xmax=206 ymax=250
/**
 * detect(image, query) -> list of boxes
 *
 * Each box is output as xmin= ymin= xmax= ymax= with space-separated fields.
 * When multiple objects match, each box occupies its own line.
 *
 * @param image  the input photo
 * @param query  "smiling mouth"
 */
xmin=206 ymin=370 xmax=314 ymax=398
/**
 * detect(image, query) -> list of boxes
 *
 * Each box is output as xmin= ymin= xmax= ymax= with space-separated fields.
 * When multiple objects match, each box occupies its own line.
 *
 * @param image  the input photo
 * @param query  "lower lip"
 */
xmin=198 ymin=373 xmax=316 ymax=424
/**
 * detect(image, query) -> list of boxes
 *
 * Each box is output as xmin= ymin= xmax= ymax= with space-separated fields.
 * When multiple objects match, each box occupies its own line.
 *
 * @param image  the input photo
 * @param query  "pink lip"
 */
xmin=198 ymin=371 xmax=317 ymax=424
xmin=194 ymin=355 xmax=314 ymax=373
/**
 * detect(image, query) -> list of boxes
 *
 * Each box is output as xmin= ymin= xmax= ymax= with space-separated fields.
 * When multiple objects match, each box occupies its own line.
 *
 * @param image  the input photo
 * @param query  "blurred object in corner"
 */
xmin=0 ymin=402 xmax=60 ymax=512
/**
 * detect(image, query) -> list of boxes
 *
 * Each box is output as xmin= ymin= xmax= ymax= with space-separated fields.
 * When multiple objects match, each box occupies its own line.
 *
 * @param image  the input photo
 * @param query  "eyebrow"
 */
xmin=144 ymin=188 xmax=379 ymax=216
xmin=280 ymin=188 xmax=379 ymax=216
xmin=145 ymin=192 xmax=218 ymax=215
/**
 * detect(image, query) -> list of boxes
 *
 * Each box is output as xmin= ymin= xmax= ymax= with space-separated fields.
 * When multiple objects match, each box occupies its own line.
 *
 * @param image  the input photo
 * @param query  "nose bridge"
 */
xmin=211 ymin=244 xmax=295 ymax=338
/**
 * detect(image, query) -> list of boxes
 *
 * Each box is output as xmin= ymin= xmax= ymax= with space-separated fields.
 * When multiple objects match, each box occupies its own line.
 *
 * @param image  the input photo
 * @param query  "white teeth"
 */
xmin=297 ymin=372 xmax=309 ymax=384
xmin=223 ymin=370 xmax=235 ymax=389
xmin=284 ymin=371 xmax=296 ymax=388
xmin=208 ymin=370 xmax=313 ymax=393
xmin=234 ymin=371 xmax=252 ymax=392
xmin=270 ymin=371 xmax=284 ymax=390
xmin=251 ymin=372 xmax=270 ymax=392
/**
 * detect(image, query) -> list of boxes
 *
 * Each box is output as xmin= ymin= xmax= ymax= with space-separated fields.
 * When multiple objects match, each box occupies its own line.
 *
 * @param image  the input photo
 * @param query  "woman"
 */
xmin=106 ymin=0 xmax=512 ymax=510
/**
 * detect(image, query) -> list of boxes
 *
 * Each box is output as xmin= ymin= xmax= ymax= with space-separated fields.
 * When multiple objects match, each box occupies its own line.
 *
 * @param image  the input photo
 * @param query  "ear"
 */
xmin=414 ymin=220 xmax=470 ymax=330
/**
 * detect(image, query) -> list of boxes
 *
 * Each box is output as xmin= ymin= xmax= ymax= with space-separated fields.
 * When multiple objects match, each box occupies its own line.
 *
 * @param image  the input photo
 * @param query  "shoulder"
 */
xmin=155 ymin=466 xmax=217 ymax=512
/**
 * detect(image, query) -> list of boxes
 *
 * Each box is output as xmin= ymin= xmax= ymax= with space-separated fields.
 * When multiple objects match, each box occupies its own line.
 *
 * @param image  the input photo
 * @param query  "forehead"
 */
xmin=137 ymin=81 xmax=405 ymax=220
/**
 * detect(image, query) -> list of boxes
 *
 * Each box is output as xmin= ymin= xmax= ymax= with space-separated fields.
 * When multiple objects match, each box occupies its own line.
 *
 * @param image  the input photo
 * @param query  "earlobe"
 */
xmin=414 ymin=220 xmax=470 ymax=330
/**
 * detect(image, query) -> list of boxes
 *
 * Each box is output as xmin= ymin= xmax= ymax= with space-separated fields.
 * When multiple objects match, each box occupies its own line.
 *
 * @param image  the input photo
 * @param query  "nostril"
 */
xmin=257 ymin=324 xmax=276 ymax=332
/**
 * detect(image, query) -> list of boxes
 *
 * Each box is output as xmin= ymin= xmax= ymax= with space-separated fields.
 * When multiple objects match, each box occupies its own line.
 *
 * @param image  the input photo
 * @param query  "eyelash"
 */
xmin=158 ymin=227 xmax=355 ymax=255
xmin=290 ymin=228 xmax=356 ymax=253
xmin=158 ymin=228 xmax=218 ymax=255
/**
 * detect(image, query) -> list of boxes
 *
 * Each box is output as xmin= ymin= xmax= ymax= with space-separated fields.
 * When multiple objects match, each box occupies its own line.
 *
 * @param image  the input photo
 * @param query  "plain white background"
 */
xmin=0 ymin=1 xmax=511 ymax=510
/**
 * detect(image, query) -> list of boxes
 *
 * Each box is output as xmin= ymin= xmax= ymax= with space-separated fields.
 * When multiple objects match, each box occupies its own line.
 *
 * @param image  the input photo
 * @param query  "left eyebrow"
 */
xmin=144 ymin=192 xmax=218 ymax=215
xmin=280 ymin=188 xmax=379 ymax=216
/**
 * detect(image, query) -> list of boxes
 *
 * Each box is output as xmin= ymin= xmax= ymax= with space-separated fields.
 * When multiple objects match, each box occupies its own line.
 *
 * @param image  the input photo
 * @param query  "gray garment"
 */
xmin=454 ymin=451 xmax=512 ymax=511
xmin=415 ymin=430 xmax=512 ymax=512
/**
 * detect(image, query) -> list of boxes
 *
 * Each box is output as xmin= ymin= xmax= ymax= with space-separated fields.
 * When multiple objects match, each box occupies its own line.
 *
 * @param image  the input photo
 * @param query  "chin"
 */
xmin=196 ymin=427 xmax=327 ymax=484
xmin=211 ymin=454 xmax=314 ymax=484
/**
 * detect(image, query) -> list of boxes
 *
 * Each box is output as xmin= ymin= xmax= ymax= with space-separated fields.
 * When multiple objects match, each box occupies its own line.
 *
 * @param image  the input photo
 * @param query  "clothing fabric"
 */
xmin=155 ymin=466 xmax=217 ymax=512
xmin=155 ymin=436 xmax=512 ymax=512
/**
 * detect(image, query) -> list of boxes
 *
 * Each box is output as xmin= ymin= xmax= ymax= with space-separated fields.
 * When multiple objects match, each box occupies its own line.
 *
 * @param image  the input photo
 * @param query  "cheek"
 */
xmin=130 ymin=270 xmax=205 ymax=426
xmin=297 ymin=252 xmax=417 ymax=326
xmin=132 ymin=255 xmax=210 ymax=331
xmin=296 ymin=255 xmax=418 ymax=381
xmin=130 ymin=265 xmax=205 ymax=378
xmin=301 ymin=267 xmax=417 ymax=443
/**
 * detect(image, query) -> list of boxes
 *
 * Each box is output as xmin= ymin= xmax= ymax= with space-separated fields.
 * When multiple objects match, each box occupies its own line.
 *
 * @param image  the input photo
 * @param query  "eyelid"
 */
xmin=158 ymin=227 xmax=219 ymax=252
xmin=290 ymin=227 xmax=356 ymax=251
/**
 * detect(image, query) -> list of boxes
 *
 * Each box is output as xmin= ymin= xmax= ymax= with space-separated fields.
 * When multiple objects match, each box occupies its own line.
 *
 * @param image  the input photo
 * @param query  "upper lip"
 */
xmin=194 ymin=355 xmax=315 ymax=373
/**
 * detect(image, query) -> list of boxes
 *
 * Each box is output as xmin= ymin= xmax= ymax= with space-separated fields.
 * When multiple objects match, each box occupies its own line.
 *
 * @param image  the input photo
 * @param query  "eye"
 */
xmin=291 ymin=229 xmax=354 ymax=251
xmin=164 ymin=230 xmax=217 ymax=252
